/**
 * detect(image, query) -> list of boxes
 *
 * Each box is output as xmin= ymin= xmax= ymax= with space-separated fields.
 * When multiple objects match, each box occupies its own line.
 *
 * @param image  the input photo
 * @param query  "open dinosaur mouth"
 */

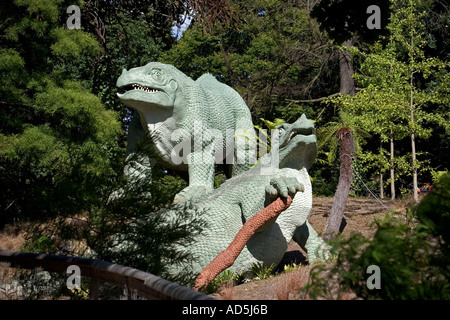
xmin=280 ymin=126 xmax=315 ymax=149
xmin=118 ymin=83 xmax=164 ymax=95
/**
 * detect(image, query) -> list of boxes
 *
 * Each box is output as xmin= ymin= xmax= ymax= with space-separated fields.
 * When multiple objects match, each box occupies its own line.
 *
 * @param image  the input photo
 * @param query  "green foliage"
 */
xmin=414 ymin=173 xmax=450 ymax=247
xmin=312 ymin=110 xmax=371 ymax=197
xmin=204 ymin=269 xmax=245 ymax=294
xmin=51 ymin=28 xmax=100 ymax=59
xmin=204 ymin=262 xmax=278 ymax=294
xmin=0 ymin=81 xmax=122 ymax=223
xmin=22 ymin=235 xmax=55 ymax=253
xmin=15 ymin=140 xmax=200 ymax=286
xmin=327 ymin=0 xmax=449 ymax=197
xmin=303 ymin=173 xmax=450 ymax=299
xmin=0 ymin=1 xmax=123 ymax=224
xmin=257 ymin=118 xmax=285 ymax=131
xmin=316 ymin=110 xmax=371 ymax=164
xmin=251 ymin=262 xmax=276 ymax=280
xmin=431 ymin=170 xmax=448 ymax=184
xmin=282 ymin=262 xmax=302 ymax=273
xmin=1 ymin=1 xmax=213 ymax=290
xmin=250 ymin=117 xmax=285 ymax=156
xmin=85 ymin=151 xmax=203 ymax=286
xmin=0 ymin=48 xmax=26 ymax=102
xmin=160 ymin=0 xmax=335 ymax=120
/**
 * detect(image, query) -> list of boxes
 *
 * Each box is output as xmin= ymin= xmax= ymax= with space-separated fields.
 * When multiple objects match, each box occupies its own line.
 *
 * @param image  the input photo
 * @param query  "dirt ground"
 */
xmin=212 ymin=196 xmax=405 ymax=300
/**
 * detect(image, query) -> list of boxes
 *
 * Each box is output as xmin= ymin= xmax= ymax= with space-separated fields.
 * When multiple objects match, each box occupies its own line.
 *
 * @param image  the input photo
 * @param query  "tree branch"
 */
xmin=286 ymin=92 xmax=341 ymax=104
xmin=0 ymin=101 xmax=34 ymax=108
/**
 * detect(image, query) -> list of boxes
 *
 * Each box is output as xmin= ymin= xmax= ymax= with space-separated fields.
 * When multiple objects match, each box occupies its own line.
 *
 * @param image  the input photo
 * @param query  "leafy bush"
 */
xmin=204 ymin=269 xmax=243 ymax=294
xmin=251 ymin=262 xmax=276 ymax=280
xmin=0 ymin=0 xmax=123 ymax=225
xmin=303 ymin=173 xmax=450 ymax=299
xmin=17 ymin=141 xmax=205 ymax=287
xmin=83 ymin=149 xmax=205 ymax=287
xmin=0 ymin=81 xmax=122 ymax=225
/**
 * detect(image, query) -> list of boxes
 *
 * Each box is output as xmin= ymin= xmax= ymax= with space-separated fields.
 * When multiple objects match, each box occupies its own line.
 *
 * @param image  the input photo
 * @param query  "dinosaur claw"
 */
xmin=267 ymin=176 xmax=304 ymax=199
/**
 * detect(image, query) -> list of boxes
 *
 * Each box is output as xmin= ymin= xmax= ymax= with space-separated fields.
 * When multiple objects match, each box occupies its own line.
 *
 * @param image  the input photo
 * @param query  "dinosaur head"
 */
xmin=116 ymin=62 xmax=190 ymax=111
xmin=276 ymin=114 xmax=317 ymax=170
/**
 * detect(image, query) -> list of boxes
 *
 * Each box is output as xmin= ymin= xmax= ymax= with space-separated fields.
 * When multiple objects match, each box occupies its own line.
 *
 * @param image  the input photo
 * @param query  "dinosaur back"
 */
xmin=196 ymin=74 xmax=250 ymax=116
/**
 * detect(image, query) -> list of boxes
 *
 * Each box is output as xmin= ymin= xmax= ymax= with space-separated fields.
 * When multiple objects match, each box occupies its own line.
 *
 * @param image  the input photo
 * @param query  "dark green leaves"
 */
xmin=304 ymin=173 xmax=450 ymax=300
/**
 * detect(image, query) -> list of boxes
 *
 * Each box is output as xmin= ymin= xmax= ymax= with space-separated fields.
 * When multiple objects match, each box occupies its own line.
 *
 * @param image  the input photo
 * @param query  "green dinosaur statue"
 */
xmin=142 ymin=114 xmax=330 ymax=279
xmin=117 ymin=62 xmax=257 ymax=203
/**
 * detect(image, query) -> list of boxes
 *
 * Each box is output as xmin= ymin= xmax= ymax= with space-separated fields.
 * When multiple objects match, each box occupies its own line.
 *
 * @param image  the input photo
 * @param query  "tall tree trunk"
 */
xmin=411 ymin=129 xmax=418 ymax=201
xmin=379 ymin=139 xmax=384 ymax=199
xmin=324 ymin=128 xmax=354 ymax=241
xmin=410 ymin=27 xmax=418 ymax=201
xmin=379 ymin=173 xmax=384 ymax=199
xmin=411 ymin=77 xmax=418 ymax=201
xmin=390 ymin=131 xmax=396 ymax=200
xmin=339 ymin=40 xmax=356 ymax=96
xmin=323 ymin=40 xmax=356 ymax=241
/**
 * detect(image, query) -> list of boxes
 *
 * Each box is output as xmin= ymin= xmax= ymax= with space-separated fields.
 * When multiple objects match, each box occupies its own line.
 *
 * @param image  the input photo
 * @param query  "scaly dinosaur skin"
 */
xmin=155 ymin=114 xmax=330 ymax=280
xmin=117 ymin=62 xmax=257 ymax=203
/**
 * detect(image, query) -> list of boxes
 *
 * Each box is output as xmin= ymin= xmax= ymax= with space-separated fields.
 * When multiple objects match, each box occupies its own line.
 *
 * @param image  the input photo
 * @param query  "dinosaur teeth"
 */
xmin=288 ymin=131 xmax=296 ymax=142
xmin=131 ymin=84 xmax=159 ymax=93
xmin=284 ymin=131 xmax=296 ymax=146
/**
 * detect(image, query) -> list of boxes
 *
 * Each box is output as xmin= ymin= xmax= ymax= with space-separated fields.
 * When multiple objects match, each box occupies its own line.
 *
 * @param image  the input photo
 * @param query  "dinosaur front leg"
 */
xmin=232 ymin=126 xmax=258 ymax=176
xmin=173 ymin=149 xmax=215 ymax=204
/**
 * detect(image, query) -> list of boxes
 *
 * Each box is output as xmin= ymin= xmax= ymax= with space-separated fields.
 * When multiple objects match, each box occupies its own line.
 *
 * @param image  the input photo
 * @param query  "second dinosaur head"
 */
xmin=273 ymin=114 xmax=317 ymax=171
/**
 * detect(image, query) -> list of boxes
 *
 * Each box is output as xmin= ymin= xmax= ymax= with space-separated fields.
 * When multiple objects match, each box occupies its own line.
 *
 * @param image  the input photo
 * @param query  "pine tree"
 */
xmin=0 ymin=0 xmax=122 ymax=223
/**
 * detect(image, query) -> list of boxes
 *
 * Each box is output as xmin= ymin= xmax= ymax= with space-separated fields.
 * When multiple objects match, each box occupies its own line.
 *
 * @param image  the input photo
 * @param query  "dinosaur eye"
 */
xmin=150 ymin=68 xmax=163 ymax=80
